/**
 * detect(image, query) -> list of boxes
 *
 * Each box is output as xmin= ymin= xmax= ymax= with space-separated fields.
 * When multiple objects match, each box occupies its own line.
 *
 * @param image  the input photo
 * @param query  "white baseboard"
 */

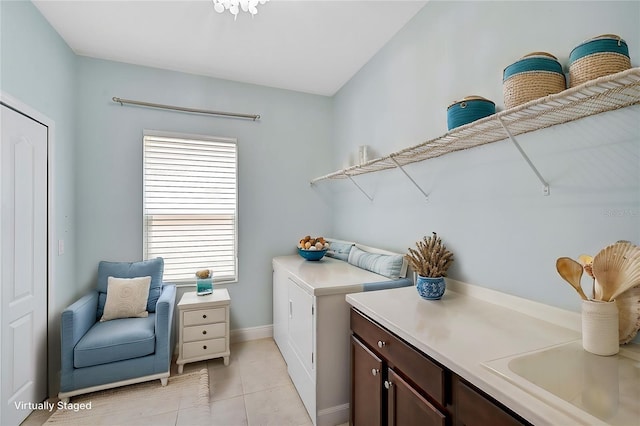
xmin=318 ymin=403 xmax=349 ymax=426
xmin=230 ymin=324 xmax=273 ymax=343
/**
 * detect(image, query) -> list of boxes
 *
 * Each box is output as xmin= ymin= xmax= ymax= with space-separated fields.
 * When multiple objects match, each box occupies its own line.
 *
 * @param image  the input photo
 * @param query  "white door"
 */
xmin=1 ymin=104 xmax=48 ymax=426
xmin=287 ymin=277 xmax=314 ymax=375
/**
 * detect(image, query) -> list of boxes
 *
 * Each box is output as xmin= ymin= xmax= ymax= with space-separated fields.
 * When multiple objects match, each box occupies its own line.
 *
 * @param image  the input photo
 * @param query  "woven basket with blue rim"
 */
xmin=503 ymin=52 xmax=566 ymax=109
xmin=446 ymin=96 xmax=495 ymax=130
xmin=569 ymin=34 xmax=631 ymax=88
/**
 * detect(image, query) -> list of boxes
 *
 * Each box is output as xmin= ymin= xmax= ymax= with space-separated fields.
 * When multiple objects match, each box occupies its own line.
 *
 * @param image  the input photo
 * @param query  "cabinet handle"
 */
xmin=384 ymin=380 xmax=393 ymax=389
xmin=202 ymin=330 xmax=207 ymax=335
xmin=371 ymin=368 xmax=379 ymax=376
xmin=203 ymin=314 xmax=207 ymax=319
xmin=377 ymin=340 xmax=386 ymax=348
xmin=203 ymin=345 xmax=207 ymax=350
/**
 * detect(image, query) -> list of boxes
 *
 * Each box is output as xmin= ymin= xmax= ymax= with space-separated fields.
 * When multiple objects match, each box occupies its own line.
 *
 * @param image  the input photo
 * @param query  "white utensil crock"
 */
xmin=581 ymin=299 xmax=619 ymax=356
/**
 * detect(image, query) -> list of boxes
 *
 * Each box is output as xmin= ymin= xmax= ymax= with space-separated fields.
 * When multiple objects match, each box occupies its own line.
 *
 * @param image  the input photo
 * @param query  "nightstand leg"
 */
xmin=224 ymin=356 xmax=230 ymax=366
xmin=178 ymin=364 xmax=184 ymax=374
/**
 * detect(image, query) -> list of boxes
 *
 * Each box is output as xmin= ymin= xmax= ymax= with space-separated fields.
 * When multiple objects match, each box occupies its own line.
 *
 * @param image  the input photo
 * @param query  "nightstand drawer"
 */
xmin=184 ymin=322 xmax=226 ymax=342
xmin=184 ymin=307 xmax=226 ymax=326
xmin=183 ymin=338 xmax=227 ymax=359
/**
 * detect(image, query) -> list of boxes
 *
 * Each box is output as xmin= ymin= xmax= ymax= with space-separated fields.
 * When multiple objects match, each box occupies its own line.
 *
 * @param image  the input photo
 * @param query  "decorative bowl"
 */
xmin=298 ymin=248 xmax=328 ymax=261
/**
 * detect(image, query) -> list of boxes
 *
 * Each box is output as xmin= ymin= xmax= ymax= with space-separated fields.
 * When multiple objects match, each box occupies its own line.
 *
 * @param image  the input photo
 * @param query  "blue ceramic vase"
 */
xmin=416 ymin=276 xmax=446 ymax=300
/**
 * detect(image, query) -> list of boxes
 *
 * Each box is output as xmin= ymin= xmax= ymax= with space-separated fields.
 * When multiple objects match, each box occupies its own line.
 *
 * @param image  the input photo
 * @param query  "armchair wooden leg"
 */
xmin=161 ymin=377 xmax=168 ymax=386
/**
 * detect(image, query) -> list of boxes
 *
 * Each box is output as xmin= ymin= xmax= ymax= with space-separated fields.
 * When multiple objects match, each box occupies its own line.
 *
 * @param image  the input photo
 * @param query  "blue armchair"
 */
xmin=58 ymin=258 xmax=176 ymax=401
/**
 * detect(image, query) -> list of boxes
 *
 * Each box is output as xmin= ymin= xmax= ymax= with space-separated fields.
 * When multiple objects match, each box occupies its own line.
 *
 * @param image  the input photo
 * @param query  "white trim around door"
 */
xmin=0 ymin=91 xmax=57 ymax=410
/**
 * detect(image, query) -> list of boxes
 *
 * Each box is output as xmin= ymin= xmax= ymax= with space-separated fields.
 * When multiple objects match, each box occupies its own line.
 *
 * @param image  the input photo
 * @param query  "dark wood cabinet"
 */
xmin=350 ymin=308 xmax=531 ymax=426
xmin=351 ymin=336 xmax=383 ymax=426
xmin=350 ymin=309 xmax=449 ymax=426
xmin=451 ymin=374 xmax=526 ymax=426
xmin=387 ymin=368 xmax=447 ymax=426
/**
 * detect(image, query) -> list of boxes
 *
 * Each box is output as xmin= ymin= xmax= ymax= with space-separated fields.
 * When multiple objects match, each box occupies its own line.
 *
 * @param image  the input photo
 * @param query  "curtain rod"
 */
xmin=112 ymin=97 xmax=260 ymax=121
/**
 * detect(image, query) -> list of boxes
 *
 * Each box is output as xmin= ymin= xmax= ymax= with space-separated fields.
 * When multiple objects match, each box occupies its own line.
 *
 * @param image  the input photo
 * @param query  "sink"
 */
xmin=483 ymin=340 xmax=640 ymax=425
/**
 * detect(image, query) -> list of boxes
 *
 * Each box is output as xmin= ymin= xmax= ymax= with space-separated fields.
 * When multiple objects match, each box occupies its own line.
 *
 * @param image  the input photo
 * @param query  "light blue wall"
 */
xmin=2 ymin=0 xmax=639 ymax=396
xmin=74 ymin=57 xmax=333 ymax=330
xmin=330 ymin=1 xmax=640 ymax=312
xmin=2 ymin=1 xmax=333 ymax=396
xmin=1 ymin=0 xmax=78 ymax=395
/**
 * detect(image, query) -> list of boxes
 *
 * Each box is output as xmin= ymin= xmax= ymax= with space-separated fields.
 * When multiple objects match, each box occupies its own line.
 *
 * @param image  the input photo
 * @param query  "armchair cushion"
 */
xmin=97 ymin=258 xmax=164 ymax=318
xmin=74 ymin=315 xmax=156 ymax=368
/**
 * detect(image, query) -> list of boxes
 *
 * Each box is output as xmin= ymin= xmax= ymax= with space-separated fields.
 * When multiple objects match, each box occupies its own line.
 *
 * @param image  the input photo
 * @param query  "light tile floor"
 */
xmin=22 ymin=338 xmax=317 ymax=426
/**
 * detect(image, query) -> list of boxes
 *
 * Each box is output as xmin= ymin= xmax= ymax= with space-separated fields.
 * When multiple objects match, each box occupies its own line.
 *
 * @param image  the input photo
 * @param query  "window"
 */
xmin=143 ymin=131 xmax=237 ymax=283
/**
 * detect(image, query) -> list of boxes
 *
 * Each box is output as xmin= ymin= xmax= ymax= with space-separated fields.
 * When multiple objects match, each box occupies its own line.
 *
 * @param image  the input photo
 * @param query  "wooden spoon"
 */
xmin=556 ymin=257 xmax=588 ymax=300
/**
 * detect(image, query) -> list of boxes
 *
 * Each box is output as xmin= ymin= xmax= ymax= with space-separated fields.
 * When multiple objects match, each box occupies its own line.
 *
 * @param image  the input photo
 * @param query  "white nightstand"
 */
xmin=176 ymin=288 xmax=230 ymax=373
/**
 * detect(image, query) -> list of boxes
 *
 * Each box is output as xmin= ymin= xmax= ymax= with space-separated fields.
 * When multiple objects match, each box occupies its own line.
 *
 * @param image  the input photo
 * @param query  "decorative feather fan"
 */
xmin=616 ymin=284 xmax=640 ymax=344
xmin=593 ymin=241 xmax=640 ymax=302
xmin=592 ymin=241 xmax=640 ymax=344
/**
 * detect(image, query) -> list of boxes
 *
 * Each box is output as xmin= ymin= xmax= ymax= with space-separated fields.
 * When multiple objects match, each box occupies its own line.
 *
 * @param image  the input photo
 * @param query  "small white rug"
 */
xmin=44 ymin=369 xmax=210 ymax=425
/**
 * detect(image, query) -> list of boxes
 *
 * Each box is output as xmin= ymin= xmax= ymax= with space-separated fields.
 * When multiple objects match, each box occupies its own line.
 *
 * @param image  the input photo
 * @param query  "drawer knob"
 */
xmin=202 ymin=314 xmax=207 ymax=319
xmin=202 ymin=330 xmax=207 ymax=335
xmin=203 ymin=345 xmax=207 ymax=350
xmin=371 ymin=368 xmax=379 ymax=376
xmin=384 ymin=380 xmax=393 ymax=389
xmin=377 ymin=340 xmax=386 ymax=348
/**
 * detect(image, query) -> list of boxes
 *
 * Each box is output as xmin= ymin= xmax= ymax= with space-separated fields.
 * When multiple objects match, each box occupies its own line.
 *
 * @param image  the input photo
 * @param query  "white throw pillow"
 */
xmin=100 ymin=276 xmax=151 ymax=322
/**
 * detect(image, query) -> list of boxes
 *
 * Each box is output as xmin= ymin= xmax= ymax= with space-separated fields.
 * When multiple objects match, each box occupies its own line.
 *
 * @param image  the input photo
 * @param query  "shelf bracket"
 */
xmin=498 ymin=117 xmax=550 ymax=196
xmin=390 ymin=156 xmax=429 ymax=201
xmin=346 ymin=174 xmax=374 ymax=201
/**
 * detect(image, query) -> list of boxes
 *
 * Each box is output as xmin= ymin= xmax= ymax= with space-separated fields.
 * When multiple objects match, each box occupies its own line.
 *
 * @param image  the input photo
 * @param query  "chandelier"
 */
xmin=212 ymin=0 xmax=269 ymax=19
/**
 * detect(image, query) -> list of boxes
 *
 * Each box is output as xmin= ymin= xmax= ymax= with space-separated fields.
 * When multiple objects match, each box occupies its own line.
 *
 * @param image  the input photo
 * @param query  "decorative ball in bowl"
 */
xmin=298 ymin=248 xmax=328 ymax=261
xmin=297 ymin=235 xmax=330 ymax=261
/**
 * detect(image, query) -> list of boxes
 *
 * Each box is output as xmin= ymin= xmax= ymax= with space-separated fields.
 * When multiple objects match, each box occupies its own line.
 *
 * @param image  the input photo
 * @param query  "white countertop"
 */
xmin=272 ymin=255 xmax=400 ymax=296
xmin=346 ymin=282 xmax=640 ymax=426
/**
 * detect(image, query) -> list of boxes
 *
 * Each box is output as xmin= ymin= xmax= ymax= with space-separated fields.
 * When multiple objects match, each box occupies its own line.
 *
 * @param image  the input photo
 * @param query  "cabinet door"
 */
xmin=453 ymin=375 xmax=527 ymax=426
xmin=351 ymin=308 xmax=446 ymax=406
xmin=272 ymin=266 xmax=289 ymax=357
xmin=288 ymin=277 xmax=315 ymax=375
xmin=351 ymin=336 xmax=383 ymax=426
xmin=387 ymin=368 xmax=447 ymax=426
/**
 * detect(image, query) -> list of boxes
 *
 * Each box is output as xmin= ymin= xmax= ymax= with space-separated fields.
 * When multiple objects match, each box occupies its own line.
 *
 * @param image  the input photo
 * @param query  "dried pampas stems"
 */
xmin=406 ymin=232 xmax=454 ymax=278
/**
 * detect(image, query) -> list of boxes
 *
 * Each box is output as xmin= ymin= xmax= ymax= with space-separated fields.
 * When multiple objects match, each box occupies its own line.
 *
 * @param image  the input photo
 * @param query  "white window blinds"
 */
xmin=143 ymin=132 xmax=238 ymax=283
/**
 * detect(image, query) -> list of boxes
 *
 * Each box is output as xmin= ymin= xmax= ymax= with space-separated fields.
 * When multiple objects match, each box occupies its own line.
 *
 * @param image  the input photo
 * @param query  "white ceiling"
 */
xmin=33 ymin=0 xmax=427 ymax=96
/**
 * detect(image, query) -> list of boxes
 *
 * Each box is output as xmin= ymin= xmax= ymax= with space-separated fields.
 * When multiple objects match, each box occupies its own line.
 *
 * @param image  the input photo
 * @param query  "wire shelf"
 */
xmin=311 ymin=68 xmax=640 ymax=184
